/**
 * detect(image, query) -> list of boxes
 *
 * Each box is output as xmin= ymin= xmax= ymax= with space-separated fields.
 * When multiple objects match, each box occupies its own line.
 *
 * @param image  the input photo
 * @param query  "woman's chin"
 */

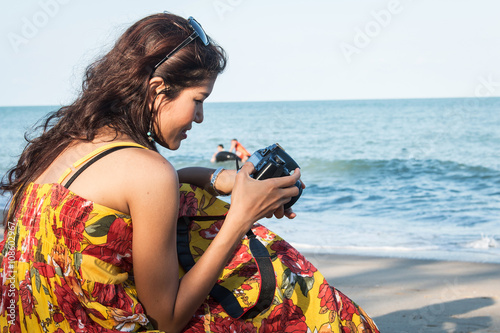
xmin=167 ymin=141 xmax=182 ymax=151
xmin=156 ymin=140 xmax=180 ymax=151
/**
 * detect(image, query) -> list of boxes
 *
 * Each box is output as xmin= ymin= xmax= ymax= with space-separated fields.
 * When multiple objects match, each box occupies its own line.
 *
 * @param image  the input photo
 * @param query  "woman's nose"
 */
xmin=194 ymin=107 xmax=204 ymax=124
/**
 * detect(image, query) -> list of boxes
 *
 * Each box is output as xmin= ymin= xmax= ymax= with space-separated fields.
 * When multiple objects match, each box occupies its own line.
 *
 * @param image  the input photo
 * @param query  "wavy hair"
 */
xmin=1 ymin=13 xmax=227 ymax=224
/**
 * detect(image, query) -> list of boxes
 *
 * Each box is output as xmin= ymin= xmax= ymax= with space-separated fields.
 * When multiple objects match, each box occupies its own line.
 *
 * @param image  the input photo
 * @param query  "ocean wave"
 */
xmin=464 ymin=235 xmax=499 ymax=249
xmin=290 ymin=242 xmax=439 ymax=253
xmin=301 ymin=158 xmax=500 ymax=180
xmin=290 ymin=241 xmax=500 ymax=264
xmin=301 ymin=158 xmax=500 ymax=201
xmin=296 ymin=158 xmax=500 ymax=227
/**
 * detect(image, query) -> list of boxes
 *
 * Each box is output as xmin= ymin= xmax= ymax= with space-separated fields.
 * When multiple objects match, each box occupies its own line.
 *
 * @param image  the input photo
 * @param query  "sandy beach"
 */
xmin=305 ymin=252 xmax=500 ymax=333
xmin=1 ymin=208 xmax=498 ymax=332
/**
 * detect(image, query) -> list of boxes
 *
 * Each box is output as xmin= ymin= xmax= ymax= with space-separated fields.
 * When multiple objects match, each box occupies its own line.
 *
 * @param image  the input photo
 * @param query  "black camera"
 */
xmin=247 ymin=143 xmax=302 ymax=209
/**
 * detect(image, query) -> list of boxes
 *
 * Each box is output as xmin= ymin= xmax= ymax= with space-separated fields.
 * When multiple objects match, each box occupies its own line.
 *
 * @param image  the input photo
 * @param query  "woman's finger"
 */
xmin=238 ymin=161 xmax=255 ymax=177
xmin=274 ymin=206 xmax=285 ymax=219
xmin=284 ymin=207 xmax=296 ymax=219
xmin=262 ymin=169 xmax=301 ymax=189
xmin=280 ymin=183 xmax=300 ymax=199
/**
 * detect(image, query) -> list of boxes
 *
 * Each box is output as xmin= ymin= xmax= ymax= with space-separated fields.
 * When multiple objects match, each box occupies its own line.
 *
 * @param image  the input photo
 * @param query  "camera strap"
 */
xmin=177 ymin=215 xmax=276 ymax=319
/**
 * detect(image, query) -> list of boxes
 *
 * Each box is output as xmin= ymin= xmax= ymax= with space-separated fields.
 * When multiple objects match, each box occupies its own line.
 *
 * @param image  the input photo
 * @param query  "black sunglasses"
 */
xmin=151 ymin=16 xmax=209 ymax=76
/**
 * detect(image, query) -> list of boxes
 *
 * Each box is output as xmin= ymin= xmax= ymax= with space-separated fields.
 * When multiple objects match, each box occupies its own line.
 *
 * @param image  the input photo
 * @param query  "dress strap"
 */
xmin=57 ymin=142 xmax=147 ymax=188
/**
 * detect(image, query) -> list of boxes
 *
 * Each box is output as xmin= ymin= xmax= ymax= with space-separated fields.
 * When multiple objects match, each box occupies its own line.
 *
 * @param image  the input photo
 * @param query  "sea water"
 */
xmin=1 ymin=98 xmax=499 ymax=263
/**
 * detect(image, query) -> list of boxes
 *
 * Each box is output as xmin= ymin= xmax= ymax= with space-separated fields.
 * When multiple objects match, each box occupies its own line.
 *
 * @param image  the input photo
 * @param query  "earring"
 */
xmin=147 ymin=86 xmax=167 ymax=143
xmin=147 ymin=122 xmax=155 ymax=142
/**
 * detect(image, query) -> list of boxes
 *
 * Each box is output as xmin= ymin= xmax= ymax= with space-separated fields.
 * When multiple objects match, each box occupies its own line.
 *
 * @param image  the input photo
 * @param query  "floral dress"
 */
xmin=0 ymin=143 xmax=379 ymax=332
xmin=177 ymin=184 xmax=379 ymax=333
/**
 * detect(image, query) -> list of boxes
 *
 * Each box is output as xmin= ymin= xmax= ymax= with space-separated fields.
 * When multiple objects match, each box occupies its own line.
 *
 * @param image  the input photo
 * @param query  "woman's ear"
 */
xmin=147 ymin=77 xmax=168 ymax=109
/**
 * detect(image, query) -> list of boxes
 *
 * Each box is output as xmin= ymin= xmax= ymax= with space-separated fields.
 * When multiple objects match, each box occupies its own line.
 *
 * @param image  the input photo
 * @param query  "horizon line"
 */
xmin=1 ymin=95 xmax=500 ymax=108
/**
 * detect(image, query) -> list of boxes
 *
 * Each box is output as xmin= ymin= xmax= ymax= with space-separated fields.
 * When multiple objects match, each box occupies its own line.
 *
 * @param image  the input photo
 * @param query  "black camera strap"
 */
xmin=177 ymin=215 xmax=276 ymax=319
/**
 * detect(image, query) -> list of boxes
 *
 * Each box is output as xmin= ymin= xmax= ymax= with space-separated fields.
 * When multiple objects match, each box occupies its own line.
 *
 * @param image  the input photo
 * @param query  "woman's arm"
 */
xmin=177 ymin=167 xmax=236 ymax=196
xmin=128 ymin=152 xmax=300 ymax=332
xmin=130 ymin=154 xmax=242 ymax=332
xmin=177 ymin=166 xmax=303 ymax=219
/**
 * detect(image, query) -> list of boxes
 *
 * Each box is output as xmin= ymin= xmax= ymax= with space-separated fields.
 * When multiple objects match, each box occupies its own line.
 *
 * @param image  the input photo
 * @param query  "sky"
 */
xmin=1 ymin=0 xmax=500 ymax=106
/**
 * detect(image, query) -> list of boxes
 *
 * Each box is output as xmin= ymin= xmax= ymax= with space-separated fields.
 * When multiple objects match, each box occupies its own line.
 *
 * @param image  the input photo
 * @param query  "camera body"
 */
xmin=247 ymin=143 xmax=302 ymax=209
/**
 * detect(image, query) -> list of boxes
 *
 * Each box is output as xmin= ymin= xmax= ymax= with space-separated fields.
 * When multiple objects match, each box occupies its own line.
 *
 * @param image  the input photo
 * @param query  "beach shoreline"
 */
xmin=305 ymin=252 xmax=500 ymax=332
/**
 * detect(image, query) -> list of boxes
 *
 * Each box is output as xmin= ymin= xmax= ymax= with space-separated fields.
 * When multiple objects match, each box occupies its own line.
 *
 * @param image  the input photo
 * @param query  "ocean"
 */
xmin=1 ymin=98 xmax=499 ymax=263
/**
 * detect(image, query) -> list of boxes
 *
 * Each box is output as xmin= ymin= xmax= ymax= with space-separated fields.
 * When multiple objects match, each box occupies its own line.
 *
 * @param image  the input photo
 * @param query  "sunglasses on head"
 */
xmin=151 ymin=16 xmax=209 ymax=77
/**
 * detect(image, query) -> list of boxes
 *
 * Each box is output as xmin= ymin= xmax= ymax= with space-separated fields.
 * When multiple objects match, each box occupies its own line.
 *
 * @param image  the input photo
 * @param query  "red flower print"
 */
xmin=318 ymin=279 xmax=337 ymax=311
xmin=19 ymin=236 xmax=39 ymax=262
xmin=335 ymin=289 xmax=358 ymax=322
xmin=179 ymin=191 xmax=198 ymax=217
xmin=59 ymin=196 xmax=92 ymax=252
xmin=14 ymin=190 xmax=29 ymax=219
xmin=106 ymin=217 xmax=133 ymax=267
xmin=50 ymin=244 xmax=71 ymax=273
xmin=81 ymin=244 xmax=124 ymax=272
xmin=341 ymin=320 xmax=358 ymax=333
xmin=237 ymin=263 xmax=258 ymax=278
xmin=0 ymin=277 xmax=19 ymax=319
xmin=81 ymin=215 xmax=134 ymax=271
xmin=206 ymin=297 xmax=224 ymax=315
xmin=91 ymin=283 xmax=134 ymax=311
xmin=19 ymin=272 xmax=37 ymax=317
xmin=211 ymin=316 xmax=257 ymax=333
xmin=54 ymin=282 xmax=93 ymax=333
xmin=6 ymin=322 xmax=22 ymax=333
xmin=52 ymin=219 xmax=63 ymax=240
xmin=269 ymin=240 xmax=288 ymax=254
xmin=252 ymin=225 xmax=276 ymax=242
xmin=240 ymin=283 xmax=253 ymax=291
xmin=270 ymin=241 xmax=317 ymax=278
xmin=53 ymin=312 xmax=65 ymax=323
xmin=50 ymin=184 xmax=68 ymax=209
xmin=259 ymin=298 xmax=308 ymax=333
xmin=33 ymin=262 xmax=56 ymax=279
xmin=21 ymin=189 xmax=42 ymax=234
xmin=225 ymin=244 xmax=252 ymax=270
xmin=199 ymin=219 xmax=224 ymax=240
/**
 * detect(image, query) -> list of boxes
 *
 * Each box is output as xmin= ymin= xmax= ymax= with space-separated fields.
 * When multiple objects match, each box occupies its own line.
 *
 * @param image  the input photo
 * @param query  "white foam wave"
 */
xmin=289 ymin=242 xmax=438 ymax=253
xmin=464 ymin=235 xmax=499 ymax=249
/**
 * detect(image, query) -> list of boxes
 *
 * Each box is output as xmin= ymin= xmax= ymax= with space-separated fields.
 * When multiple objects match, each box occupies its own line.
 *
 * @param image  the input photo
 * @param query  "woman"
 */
xmin=0 ymin=13 xmax=379 ymax=332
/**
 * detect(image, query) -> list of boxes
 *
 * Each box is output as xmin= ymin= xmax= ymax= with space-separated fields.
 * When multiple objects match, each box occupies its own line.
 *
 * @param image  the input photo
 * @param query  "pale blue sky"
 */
xmin=1 ymin=0 xmax=499 ymax=106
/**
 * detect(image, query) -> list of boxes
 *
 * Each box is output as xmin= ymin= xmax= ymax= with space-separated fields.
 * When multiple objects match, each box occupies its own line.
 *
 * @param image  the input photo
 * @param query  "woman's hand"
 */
xmin=224 ymin=162 xmax=302 ymax=235
xmin=266 ymin=177 xmax=306 ymax=220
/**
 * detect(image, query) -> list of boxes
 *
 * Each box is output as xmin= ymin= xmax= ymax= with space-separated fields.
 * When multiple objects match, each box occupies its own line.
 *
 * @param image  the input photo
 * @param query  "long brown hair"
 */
xmin=1 ymin=13 xmax=227 ymax=223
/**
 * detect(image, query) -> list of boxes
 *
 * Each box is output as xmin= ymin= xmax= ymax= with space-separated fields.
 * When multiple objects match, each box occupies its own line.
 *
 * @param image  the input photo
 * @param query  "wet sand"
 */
xmin=305 ymin=252 xmax=500 ymax=333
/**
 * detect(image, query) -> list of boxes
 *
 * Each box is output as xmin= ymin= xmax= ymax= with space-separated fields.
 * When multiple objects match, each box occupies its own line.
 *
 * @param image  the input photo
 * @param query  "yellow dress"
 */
xmin=0 ymin=143 xmax=379 ymax=332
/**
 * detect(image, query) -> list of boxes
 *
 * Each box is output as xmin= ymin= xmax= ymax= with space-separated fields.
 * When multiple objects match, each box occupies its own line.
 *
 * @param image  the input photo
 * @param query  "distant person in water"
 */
xmin=210 ymin=144 xmax=225 ymax=163
xmin=229 ymin=138 xmax=251 ymax=162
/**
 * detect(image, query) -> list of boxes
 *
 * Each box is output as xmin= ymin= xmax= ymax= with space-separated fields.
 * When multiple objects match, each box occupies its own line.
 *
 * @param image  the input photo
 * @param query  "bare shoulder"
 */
xmin=64 ymin=145 xmax=178 ymax=214
xmin=119 ymin=147 xmax=174 ymax=174
xmin=121 ymin=148 xmax=180 ymax=237
xmin=108 ymin=147 xmax=179 ymax=215
xmin=118 ymin=148 xmax=178 ymax=189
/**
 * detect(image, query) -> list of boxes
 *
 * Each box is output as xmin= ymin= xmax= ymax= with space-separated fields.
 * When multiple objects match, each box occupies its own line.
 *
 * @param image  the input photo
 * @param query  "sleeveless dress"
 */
xmin=0 ymin=142 xmax=379 ymax=332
